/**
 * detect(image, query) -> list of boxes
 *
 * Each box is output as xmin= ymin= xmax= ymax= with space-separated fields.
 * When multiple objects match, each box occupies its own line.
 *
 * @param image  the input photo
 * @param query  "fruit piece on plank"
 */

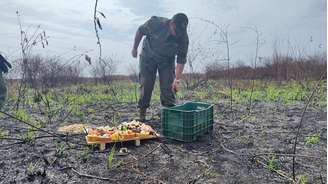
xmin=110 ymin=132 xmax=122 ymax=141
xmin=121 ymin=130 xmax=136 ymax=139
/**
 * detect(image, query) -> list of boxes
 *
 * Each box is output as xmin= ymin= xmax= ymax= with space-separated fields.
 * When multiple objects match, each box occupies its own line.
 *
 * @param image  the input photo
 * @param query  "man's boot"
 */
xmin=139 ymin=108 xmax=147 ymax=122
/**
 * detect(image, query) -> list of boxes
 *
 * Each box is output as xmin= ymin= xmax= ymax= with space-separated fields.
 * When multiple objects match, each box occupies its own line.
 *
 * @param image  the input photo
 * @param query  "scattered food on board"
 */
xmin=85 ymin=120 xmax=160 ymax=150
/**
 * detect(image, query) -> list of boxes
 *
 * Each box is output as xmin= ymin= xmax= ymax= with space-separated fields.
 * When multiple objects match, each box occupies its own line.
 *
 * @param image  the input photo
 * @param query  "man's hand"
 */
xmin=172 ymin=63 xmax=185 ymax=93
xmin=132 ymin=48 xmax=138 ymax=58
xmin=171 ymin=79 xmax=181 ymax=93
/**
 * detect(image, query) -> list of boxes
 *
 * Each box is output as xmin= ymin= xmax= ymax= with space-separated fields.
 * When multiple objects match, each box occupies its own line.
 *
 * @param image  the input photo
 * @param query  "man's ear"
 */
xmin=172 ymin=22 xmax=177 ymax=30
xmin=169 ymin=22 xmax=177 ymax=36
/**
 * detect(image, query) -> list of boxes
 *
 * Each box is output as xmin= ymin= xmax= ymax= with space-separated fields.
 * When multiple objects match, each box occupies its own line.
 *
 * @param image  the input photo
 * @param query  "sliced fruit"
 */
xmin=110 ymin=132 xmax=122 ymax=141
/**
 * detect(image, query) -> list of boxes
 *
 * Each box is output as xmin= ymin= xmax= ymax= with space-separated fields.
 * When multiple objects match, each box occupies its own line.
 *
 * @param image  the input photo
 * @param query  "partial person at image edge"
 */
xmin=0 ymin=54 xmax=12 ymax=109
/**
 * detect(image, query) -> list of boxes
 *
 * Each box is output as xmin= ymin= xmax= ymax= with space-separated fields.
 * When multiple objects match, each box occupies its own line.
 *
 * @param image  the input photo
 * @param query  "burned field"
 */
xmin=0 ymin=81 xmax=326 ymax=184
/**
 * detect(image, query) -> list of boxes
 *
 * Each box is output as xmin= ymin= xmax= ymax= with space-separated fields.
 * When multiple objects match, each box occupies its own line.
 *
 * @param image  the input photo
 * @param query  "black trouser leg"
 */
xmin=137 ymin=56 xmax=157 ymax=109
xmin=158 ymin=62 xmax=175 ymax=107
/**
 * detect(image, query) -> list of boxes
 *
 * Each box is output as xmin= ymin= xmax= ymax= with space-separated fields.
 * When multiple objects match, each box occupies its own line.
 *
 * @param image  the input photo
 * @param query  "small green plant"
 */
xmin=23 ymin=120 xmax=43 ymax=142
xmin=77 ymin=146 xmax=91 ymax=163
xmin=55 ymin=142 xmax=67 ymax=157
xmin=15 ymin=109 xmax=31 ymax=122
xmin=87 ymin=108 xmax=96 ymax=114
xmin=111 ymin=112 xmax=121 ymax=126
xmin=26 ymin=162 xmax=37 ymax=176
xmin=69 ymin=104 xmax=85 ymax=120
xmin=299 ymin=175 xmax=307 ymax=184
xmin=25 ymin=127 xmax=36 ymax=142
xmin=305 ymin=134 xmax=320 ymax=145
xmin=107 ymin=144 xmax=116 ymax=169
xmin=0 ymin=128 xmax=9 ymax=138
xmin=240 ymin=114 xmax=256 ymax=121
xmin=266 ymin=154 xmax=277 ymax=171
xmin=207 ymin=171 xmax=221 ymax=178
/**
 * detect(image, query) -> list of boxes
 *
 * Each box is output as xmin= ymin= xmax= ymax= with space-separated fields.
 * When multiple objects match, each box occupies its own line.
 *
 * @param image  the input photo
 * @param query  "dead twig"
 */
xmin=253 ymin=153 xmax=321 ymax=160
xmin=0 ymin=137 xmax=25 ymax=141
xmin=212 ymin=146 xmax=322 ymax=160
xmin=219 ymin=142 xmax=239 ymax=155
xmin=0 ymin=141 xmax=26 ymax=148
xmin=71 ymin=168 xmax=114 ymax=181
xmin=93 ymin=0 xmax=105 ymax=63
xmin=292 ymin=72 xmax=326 ymax=180
xmin=60 ymin=166 xmax=115 ymax=181
xmin=215 ymin=129 xmax=240 ymax=156
xmin=246 ymin=26 xmax=262 ymax=114
xmin=0 ymin=111 xmax=91 ymax=151
xmin=194 ymin=159 xmax=210 ymax=168
xmin=256 ymin=158 xmax=295 ymax=182
xmin=0 ymin=110 xmax=59 ymax=137
xmin=319 ymin=172 xmax=325 ymax=184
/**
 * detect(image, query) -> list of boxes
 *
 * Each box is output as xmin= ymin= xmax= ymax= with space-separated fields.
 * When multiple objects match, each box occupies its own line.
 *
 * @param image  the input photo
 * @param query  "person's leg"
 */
xmin=138 ymin=56 xmax=157 ymax=120
xmin=0 ymin=73 xmax=6 ymax=109
xmin=158 ymin=62 xmax=175 ymax=107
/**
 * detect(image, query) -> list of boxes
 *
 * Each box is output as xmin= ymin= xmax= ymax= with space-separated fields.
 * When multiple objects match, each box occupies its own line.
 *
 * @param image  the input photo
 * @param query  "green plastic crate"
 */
xmin=161 ymin=101 xmax=214 ymax=142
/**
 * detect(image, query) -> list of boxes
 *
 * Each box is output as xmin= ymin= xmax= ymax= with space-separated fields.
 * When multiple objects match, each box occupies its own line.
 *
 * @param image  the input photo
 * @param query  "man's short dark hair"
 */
xmin=172 ymin=13 xmax=188 ymax=27
xmin=172 ymin=13 xmax=188 ymax=35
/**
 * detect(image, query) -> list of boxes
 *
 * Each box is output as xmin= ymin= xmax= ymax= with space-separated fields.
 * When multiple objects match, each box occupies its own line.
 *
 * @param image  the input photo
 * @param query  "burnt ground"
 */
xmin=0 ymin=100 xmax=326 ymax=184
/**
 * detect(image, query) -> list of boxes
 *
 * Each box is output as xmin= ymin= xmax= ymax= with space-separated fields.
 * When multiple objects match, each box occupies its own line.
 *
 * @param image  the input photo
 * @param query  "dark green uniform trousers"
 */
xmin=138 ymin=55 xmax=175 ymax=109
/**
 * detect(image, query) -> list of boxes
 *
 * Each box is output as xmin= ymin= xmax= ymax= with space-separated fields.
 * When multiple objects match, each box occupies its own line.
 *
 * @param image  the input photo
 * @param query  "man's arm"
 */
xmin=132 ymin=16 xmax=158 ymax=58
xmin=132 ymin=29 xmax=144 ymax=58
xmin=172 ymin=34 xmax=189 ymax=92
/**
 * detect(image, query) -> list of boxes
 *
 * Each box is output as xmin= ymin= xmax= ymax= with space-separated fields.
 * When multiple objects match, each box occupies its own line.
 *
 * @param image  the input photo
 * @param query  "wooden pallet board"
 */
xmin=85 ymin=134 xmax=160 ymax=151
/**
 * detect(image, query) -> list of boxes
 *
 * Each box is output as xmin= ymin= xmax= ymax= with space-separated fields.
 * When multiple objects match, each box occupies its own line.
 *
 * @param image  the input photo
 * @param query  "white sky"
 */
xmin=0 ymin=0 xmax=326 ymax=76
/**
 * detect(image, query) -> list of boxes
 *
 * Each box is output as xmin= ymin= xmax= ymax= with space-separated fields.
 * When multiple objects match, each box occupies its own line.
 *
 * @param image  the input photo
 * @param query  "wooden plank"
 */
xmin=86 ymin=135 xmax=159 ymax=151
xmin=85 ymin=134 xmax=160 ymax=145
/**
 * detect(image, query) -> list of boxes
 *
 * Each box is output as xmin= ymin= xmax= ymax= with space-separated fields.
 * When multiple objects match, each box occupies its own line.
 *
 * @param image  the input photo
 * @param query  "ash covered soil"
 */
xmin=0 ymin=100 xmax=326 ymax=184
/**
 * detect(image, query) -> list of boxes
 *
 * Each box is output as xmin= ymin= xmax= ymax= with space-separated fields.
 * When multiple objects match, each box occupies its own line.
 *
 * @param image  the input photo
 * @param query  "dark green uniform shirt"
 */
xmin=138 ymin=16 xmax=189 ymax=64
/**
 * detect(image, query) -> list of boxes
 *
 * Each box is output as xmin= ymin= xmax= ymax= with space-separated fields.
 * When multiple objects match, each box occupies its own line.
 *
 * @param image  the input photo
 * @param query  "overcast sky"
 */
xmin=0 ymin=0 xmax=326 ymax=75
